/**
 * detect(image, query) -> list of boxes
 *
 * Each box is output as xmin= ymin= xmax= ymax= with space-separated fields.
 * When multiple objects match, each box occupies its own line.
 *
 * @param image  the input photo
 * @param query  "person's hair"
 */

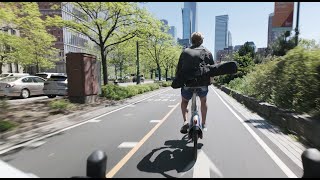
xmin=191 ymin=32 xmax=204 ymax=46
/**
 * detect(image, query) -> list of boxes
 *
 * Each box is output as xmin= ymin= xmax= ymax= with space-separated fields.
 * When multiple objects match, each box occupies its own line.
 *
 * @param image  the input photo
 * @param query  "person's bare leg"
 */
xmin=200 ymin=96 xmax=208 ymax=125
xmin=181 ymin=97 xmax=189 ymax=123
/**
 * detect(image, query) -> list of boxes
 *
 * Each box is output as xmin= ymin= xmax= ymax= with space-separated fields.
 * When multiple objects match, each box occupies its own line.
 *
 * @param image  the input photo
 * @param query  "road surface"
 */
xmin=1 ymin=85 xmax=304 ymax=178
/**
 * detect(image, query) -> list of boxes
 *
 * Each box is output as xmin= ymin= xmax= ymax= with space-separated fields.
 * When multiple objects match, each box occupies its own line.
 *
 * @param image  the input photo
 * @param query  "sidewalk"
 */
xmin=0 ymin=87 xmax=170 ymax=155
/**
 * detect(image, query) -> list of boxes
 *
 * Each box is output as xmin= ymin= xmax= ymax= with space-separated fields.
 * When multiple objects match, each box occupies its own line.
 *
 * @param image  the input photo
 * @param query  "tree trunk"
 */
xmin=0 ymin=62 xmax=2 ymax=74
xmin=171 ymin=66 xmax=173 ymax=78
xmin=120 ymin=62 xmax=123 ymax=78
xmin=165 ymin=68 xmax=168 ymax=81
xmin=101 ymin=46 xmax=108 ymax=85
xmin=114 ymin=65 xmax=117 ymax=80
xmin=157 ymin=64 xmax=161 ymax=81
xmin=150 ymin=69 xmax=153 ymax=79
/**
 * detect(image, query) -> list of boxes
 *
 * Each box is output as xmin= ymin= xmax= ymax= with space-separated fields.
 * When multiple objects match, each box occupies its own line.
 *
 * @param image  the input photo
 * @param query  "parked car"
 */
xmin=132 ymin=75 xmax=144 ymax=83
xmin=0 ymin=76 xmax=46 ymax=99
xmin=0 ymin=73 xmax=29 ymax=80
xmin=43 ymin=74 xmax=68 ymax=98
xmin=35 ymin=72 xmax=65 ymax=80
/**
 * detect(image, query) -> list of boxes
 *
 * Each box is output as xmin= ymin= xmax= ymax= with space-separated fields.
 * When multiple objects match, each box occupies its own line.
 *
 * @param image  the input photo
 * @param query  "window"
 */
xmin=22 ymin=77 xmax=34 ymax=83
xmin=32 ymin=77 xmax=45 ymax=83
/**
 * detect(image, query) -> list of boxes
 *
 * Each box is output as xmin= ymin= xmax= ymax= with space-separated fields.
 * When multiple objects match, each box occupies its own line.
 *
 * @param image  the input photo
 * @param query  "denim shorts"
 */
xmin=181 ymin=86 xmax=209 ymax=100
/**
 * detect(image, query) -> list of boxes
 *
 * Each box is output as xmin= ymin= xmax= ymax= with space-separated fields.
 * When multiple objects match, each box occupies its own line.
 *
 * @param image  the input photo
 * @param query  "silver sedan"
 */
xmin=0 ymin=76 xmax=46 ymax=99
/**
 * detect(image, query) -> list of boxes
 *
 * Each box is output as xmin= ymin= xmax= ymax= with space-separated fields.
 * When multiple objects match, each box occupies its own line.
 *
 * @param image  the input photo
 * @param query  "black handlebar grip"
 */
xmin=302 ymin=148 xmax=320 ymax=178
xmin=86 ymin=150 xmax=107 ymax=178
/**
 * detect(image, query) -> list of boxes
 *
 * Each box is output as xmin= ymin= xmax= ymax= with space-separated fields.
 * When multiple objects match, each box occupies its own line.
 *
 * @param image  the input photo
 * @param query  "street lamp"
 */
xmin=136 ymin=41 xmax=141 ymax=84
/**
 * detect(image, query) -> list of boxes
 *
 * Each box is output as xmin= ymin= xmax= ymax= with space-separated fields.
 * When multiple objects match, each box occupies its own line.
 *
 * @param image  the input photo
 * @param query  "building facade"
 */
xmin=228 ymin=30 xmax=232 ymax=47
xmin=168 ymin=26 xmax=177 ymax=40
xmin=37 ymin=2 xmax=97 ymax=73
xmin=182 ymin=2 xmax=197 ymax=42
xmin=214 ymin=15 xmax=229 ymax=60
xmin=184 ymin=2 xmax=197 ymax=33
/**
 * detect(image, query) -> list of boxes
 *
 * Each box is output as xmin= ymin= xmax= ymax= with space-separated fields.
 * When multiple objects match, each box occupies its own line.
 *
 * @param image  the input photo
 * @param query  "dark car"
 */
xmin=132 ymin=75 xmax=144 ymax=83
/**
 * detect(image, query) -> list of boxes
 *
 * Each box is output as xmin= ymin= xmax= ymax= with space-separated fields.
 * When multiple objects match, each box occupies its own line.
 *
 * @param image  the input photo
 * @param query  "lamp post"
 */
xmin=295 ymin=2 xmax=300 ymax=46
xmin=136 ymin=41 xmax=140 ymax=84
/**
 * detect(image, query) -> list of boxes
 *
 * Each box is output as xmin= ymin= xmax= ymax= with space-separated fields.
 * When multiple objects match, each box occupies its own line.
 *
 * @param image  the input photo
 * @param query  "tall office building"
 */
xmin=182 ymin=2 xmax=197 ymax=41
xmin=168 ymin=26 xmax=177 ymax=40
xmin=214 ymin=15 xmax=229 ymax=60
xmin=184 ymin=2 xmax=197 ymax=33
xmin=227 ymin=30 xmax=232 ymax=47
xmin=182 ymin=7 xmax=192 ymax=40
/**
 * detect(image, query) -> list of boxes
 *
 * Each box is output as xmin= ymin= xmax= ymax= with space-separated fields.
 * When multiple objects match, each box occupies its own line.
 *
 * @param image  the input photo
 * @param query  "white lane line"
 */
xmin=154 ymin=99 xmax=161 ymax=101
xmin=48 ymin=153 xmax=55 ymax=157
xmin=169 ymin=99 xmax=176 ymax=101
xmin=147 ymin=99 xmax=154 ymax=101
xmin=0 ymin=88 xmax=172 ymax=155
xmin=149 ymin=120 xmax=161 ymax=123
xmin=118 ymin=142 xmax=138 ymax=149
xmin=168 ymin=105 xmax=176 ymax=108
xmin=88 ymin=119 xmax=101 ymax=123
xmin=210 ymin=86 xmax=297 ymax=178
xmin=127 ymin=105 xmax=136 ymax=107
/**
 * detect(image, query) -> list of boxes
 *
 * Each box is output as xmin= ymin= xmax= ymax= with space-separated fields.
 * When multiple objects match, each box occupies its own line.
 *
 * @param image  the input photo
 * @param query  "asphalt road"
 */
xmin=1 ymin=85 xmax=303 ymax=178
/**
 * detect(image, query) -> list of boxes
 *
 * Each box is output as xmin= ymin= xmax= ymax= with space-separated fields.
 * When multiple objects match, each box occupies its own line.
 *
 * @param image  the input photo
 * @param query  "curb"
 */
xmin=0 ymin=87 xmax=171 ymax=153
xmin=214 ymin=84 xmax=320 ymax=149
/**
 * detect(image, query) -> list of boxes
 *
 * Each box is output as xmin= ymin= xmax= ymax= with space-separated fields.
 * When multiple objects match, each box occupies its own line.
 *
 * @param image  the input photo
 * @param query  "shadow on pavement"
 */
xmin=137 ymin=135 xmax=203 ymax=178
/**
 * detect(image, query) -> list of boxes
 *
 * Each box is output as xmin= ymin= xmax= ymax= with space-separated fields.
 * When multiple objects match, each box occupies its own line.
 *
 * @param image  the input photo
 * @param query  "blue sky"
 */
xmin=139 ymin=2 xmax=320 ymax=52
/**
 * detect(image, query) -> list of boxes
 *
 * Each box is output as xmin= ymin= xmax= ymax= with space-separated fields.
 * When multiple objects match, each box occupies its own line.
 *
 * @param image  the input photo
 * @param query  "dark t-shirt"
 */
xmin=175 ymin=45 xmax=215 ymax=87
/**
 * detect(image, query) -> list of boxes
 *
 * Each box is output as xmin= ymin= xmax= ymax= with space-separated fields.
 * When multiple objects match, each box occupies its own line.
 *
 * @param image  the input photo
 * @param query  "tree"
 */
xmin=0 ymin=2 xmax=59 ymax=73
xmin=140 ymin=20 xmax=173 ymax=81
xmin=238 ymin=41 xmax=255 ymax=58
xmin=270 ymin=31 xmax=296 ymax=56
xmin=160 ymin=44 xmax=181 ymax=81
xmin=109 ymin=40 xmax=136 ymax=79
xmin=47 ymin=2 xmax=157 ymax=85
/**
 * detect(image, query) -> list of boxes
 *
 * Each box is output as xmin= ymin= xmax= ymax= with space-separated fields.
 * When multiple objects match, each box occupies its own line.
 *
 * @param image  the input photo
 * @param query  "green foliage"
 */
xmin=101 ymin=83 xmax=161 ymax=100
xmin=215 ymin=52 xmax=255 ymax=84
xmin=157 ymin=81 xmax=172 ymax=87
xmin=0 ymin=120 xmax=17 ymax=133
xmin=0 ymin=2 xmax=59 ymax=72
xmin=238 ymin=41 xmax=255 ymax=58
xmin=226 ymin=45 xmax=320 ymax=118
xmin=269 ymin=31 xmax=296 ymax=57
xmin=49 ymin=99 xmax=74 ymax=111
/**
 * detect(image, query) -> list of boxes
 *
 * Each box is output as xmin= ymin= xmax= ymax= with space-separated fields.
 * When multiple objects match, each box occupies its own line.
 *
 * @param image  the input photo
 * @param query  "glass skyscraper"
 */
xmin=214 ymin=15 xmax=229 ymax=60
xmin=182 ymin=2 xmax=197 ymax=40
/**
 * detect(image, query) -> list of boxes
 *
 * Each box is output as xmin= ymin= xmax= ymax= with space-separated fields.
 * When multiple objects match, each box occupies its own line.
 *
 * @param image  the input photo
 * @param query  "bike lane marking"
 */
xmin=210 ymin=86 xmax=297 ymax=178
xmin=106 ymin=102 xmax=180 ymax=178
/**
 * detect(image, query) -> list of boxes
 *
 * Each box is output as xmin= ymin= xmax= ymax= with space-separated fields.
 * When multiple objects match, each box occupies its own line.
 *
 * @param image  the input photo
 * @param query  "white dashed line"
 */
xmin=118 ymin=142 xmax=138 ymax=148
xmin=150 ymin=120 xmax=161 ymax=123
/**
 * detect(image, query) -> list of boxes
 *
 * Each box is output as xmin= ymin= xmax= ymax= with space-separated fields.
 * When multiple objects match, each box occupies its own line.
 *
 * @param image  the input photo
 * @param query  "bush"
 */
xmin=215 ymin=53 xmax=255 ymax=85
xmin=49 ymin=99 xmax=74 ymax=111
xmin=0 ymin=120 xmax=17 ymax=133
xmin=101 ymin=83 xmax=160 ymax=100
xmin=226 ymin=46 xmax=320 ymax=118
xmin=157 ymin=81 xmax=172 ymax=87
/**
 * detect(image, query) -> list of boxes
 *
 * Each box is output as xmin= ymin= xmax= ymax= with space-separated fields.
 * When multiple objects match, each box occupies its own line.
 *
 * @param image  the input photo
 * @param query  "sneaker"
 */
xmin=180 ymin=122 xmax=189 ymax=134
xmin=202 ymin=124 xmax=207 ymax=132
